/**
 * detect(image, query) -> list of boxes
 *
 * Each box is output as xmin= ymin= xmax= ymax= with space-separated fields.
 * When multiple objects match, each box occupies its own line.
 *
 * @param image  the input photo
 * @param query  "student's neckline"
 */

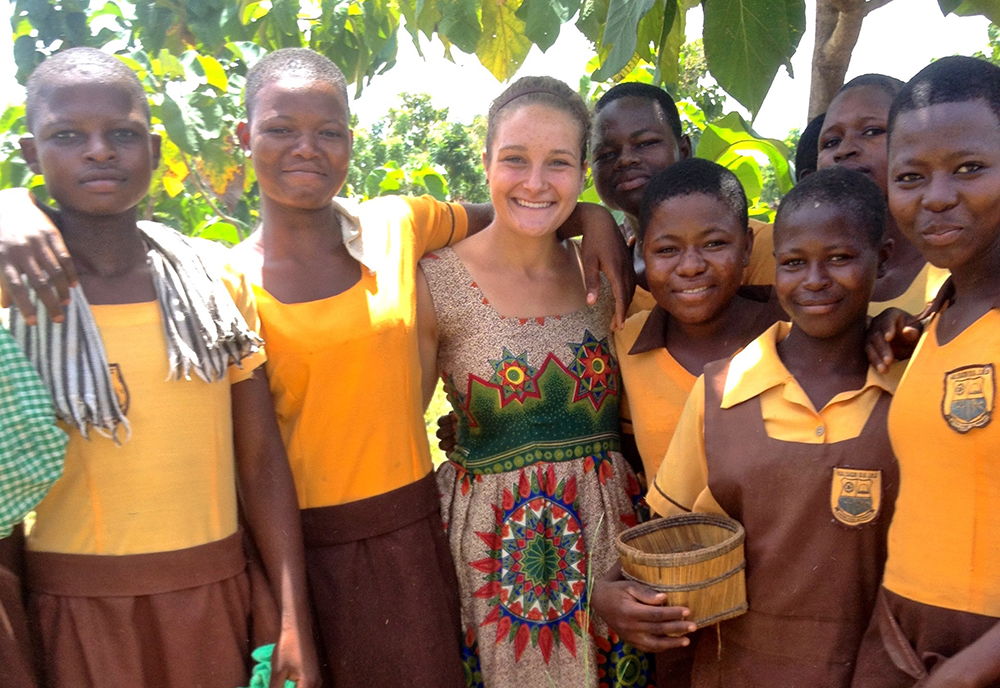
xmin=933 ymin=303 xmax=998 ymax=348
xmin=445 ymin=246 xmax=593 ymax=324
xmin=253 ymin=275 xmax=365 ymax=306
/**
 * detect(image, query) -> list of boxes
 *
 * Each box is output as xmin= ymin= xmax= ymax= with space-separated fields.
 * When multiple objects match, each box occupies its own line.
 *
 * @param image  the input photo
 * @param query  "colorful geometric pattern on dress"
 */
xmin=461 ymin=627 xmax=485 ymax=688
xmin=443 ymin=336 xmax=621 ymax=476
xmin=474 ymin=465 xmax=589 ymax=664
xmin=594 ymin=630 xmax=654 ymax=688
xmin=489 ymin=348 xmax=541 ymax=407
xmin=568 ymin=330 xmax=618 ymax=411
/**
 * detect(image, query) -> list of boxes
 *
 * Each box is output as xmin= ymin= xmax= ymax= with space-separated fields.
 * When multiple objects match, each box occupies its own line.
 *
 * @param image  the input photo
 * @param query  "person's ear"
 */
xmin=150 ymin=134 xmax=162 ymax=170
xmin=19 ymin=136 xmax=40 ymax=175
xmin=236 ymin=121 xmax=251 ymax=157
xmin=678 ymin=134 xmax=693 ymax=160
xmin=877 ymin=237 xmax=894 ymax=279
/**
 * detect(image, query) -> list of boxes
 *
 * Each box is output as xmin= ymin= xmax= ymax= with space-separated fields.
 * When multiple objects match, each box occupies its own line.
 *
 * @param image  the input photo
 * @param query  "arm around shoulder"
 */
xmin=416 ymin=265 xmax=440 ymax=410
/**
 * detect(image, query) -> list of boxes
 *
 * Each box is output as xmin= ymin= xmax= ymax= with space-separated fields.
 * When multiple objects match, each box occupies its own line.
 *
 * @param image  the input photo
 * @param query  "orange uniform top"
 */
xmin=648 ymin=322 xmax=901 ymax=518
xmin=28 ymin=266 xmax=264 ymax=555
xmin=868 ymin=263 xmax=950 ymax=318
xmin=615 ymin=306 xmax=696 ymax=480
xmin=247 ymin=196 xmax=468 ymax=509
xmin=883 ymin=308 xmax=1000 ymax=617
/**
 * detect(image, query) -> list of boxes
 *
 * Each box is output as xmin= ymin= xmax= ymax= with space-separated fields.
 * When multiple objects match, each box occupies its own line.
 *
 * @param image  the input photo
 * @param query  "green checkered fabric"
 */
xmin=0 ymin=322 xmax=67 ymax=538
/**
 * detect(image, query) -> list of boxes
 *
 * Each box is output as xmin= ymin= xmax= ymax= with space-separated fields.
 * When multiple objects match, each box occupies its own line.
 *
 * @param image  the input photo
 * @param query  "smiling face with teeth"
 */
xmin=642 ymin=193 xmax=753 ymax=325
xmin=484 ymin=102 xmax=587 ymax=238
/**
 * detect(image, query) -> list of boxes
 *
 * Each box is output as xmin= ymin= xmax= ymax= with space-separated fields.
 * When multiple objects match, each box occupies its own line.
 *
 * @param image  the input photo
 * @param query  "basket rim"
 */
xmin=616 ymin=512 xmax=745 ymax=567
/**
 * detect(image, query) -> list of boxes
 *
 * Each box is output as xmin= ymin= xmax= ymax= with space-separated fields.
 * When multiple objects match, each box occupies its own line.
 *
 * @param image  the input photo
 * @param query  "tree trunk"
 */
xmin=808 ymin=0 xmax=896 ymax=120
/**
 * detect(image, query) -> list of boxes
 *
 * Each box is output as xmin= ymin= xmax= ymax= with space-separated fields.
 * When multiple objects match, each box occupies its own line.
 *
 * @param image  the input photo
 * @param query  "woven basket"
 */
xmin=616 ymin=513 xmax=748 ymax=628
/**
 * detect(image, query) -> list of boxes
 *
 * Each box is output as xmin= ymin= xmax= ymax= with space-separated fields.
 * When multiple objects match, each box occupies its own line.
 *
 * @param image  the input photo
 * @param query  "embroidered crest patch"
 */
xmin=831 ymin=468 xmax=881 ymax=526
xmin=943 ymin=364 xmax=995 ymax=433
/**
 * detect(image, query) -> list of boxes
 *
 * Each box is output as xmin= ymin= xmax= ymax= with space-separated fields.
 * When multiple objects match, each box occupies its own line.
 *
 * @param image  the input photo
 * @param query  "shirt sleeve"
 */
xmin=743 ymin=220 xmax=775 ymax=286
xmin=218 ymin=260 xmax=267 ymax=385
xmin=406 ymin=196 xmax=470 ymax=256
xmin=646 ymin=375 xmax=726 ymax=518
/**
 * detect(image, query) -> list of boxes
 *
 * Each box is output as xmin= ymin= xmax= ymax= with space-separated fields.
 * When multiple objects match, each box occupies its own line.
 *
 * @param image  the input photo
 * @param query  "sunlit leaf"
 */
xmin=517 ymin=0 xmax=569 ymax=52
xmin=695 ymin=112 xmax=794 ymax=196
xmin=703 ymin=0 xmax=805 ymax=116
xmin=159 ymin=95 xmax=199 ymax=155
xmin=197 ymin=55 xmax=229 ymax=92
xmin=476 ymin=0 xmax=532 ymax=82
xmin=940 ymin=0 xmax=1000 ymax=22
xmin=197 ymin=221 xmax=241 ymax=244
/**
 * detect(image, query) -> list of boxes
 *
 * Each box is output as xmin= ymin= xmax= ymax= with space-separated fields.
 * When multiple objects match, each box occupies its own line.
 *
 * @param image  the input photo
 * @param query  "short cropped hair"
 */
xmin=244 ymin=48 xmax=350 ymax=120
xmin=638 ymin=158 xmax=749 ymax=243
xmin=486 ymin=76 xmax=591 ymax=164
xmin=840 ymin=73 xmax=904 ymax=101
xmin=888 ymin=56 xmax=1000 ymax=137
xmin=775 ymin=166 xmax=886 ymax=247
xmin=25 ymin=47 xmax=149 ymax=133
xmin=594 ymin=82 xmax=684 ymax=143
xmin=795 ymin=112 xmax=825 ymax=182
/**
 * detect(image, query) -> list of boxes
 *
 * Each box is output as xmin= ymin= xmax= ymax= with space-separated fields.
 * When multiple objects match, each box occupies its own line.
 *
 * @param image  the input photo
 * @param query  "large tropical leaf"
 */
xmin=702 ymin=0 xmax=806 ymax=117
xmin=476 ymin=0 xmax=532 ymax=82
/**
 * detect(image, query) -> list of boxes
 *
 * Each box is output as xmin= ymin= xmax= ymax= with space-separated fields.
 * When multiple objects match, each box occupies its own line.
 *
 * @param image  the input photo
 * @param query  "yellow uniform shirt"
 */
xmin=27 ymin=264 xmax=264 ymax=555
xmin=614 ymin=306 xmax=696 ymax=480
xmin=868 ymin=263 xmax=950 ymax=318
xmin=248 ymin=196 xmax=468 ymax=509
xmin=647 ymin=322 xmax=901 ymax=518
xmin=883 ymin=308 xmax=1000 ymax=617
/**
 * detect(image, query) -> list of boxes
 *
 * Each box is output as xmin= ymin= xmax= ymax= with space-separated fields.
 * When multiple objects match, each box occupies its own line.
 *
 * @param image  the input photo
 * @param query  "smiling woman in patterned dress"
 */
xmin=416 ymin=76 xmax=652 ymax=688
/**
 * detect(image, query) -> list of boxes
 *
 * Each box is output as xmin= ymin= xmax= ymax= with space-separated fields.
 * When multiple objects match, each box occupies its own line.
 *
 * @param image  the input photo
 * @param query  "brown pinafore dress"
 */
xmin=690 ymin=359 xmax=899 ymax=688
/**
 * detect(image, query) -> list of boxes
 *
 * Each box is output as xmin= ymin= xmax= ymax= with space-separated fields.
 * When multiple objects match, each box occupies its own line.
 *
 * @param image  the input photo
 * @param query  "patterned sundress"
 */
xmin=421 ymin=247 xmax=654 ymax=688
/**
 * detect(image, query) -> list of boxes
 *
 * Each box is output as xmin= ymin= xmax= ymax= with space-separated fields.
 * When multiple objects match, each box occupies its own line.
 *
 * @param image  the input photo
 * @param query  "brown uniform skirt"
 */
xmin=300 ymin=472 xmax=465 ymax=688
xmin=25 ymin=532 xmax=251 ymax=688
xmin=0 ymin=564 xmax=37 ymax=688
xmin=851 ymin=587 xmax=1000 ymax=687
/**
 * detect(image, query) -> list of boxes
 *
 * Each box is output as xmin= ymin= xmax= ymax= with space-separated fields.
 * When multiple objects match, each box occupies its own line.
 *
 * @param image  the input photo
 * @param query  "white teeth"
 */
xmin=515 ymin=199 xmax=553 ymax=209
xmin=680 ymin=287 xmax=710 ymax=294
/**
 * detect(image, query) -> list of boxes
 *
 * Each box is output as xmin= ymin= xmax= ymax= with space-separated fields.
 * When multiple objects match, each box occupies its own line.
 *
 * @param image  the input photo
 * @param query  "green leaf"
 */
xmin=476 ymin=0 xmax=533 ymax=82
xmin=364 ymin=168 xmax=388 ymax=199
xmin=939 ymin=0 xmax=1000 ymax=23
xmin=695 ymin=112 xmax=794 ymax=197
xmin=655 ymin=0 xmax=686 ymax=86
xmin=591 ymin=0 xmax=657 ymax=81
xmin=517 ymin=0 xmax=573 ymax=52
xmin=438 ymin=0 xmax=482 ymax=54
xmin=197 ymin=55 xmax=229 ymax=92
xmin=159 ymin=95 xmax=199 ymax=155
xmin=576 ymin=0 xmax=610 ymax=44
xmin=197 ymin=222 xmax=242 ymax=245
xmin=703 ymin=0 xmax=806 ymax=117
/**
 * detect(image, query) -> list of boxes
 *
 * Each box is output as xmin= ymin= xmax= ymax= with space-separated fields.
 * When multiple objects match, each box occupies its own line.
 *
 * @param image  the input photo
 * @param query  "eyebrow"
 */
xmin=498 ymin=144 xmax=576 ymax=157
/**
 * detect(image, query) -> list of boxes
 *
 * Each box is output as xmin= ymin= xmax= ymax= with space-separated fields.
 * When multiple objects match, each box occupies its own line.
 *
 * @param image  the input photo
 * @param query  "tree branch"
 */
xmin=808 ymin=0 xmax=867 ymax=119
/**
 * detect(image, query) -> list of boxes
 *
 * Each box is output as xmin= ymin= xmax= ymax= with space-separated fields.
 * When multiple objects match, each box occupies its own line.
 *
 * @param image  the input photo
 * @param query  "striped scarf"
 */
xmin=9 ymin=222 xmax=262 ymax=444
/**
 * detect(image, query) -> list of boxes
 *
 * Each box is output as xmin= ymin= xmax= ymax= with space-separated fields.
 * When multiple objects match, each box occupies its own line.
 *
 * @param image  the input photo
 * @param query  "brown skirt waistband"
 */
xmin=26 ymin=531 xmax=246 ymax=597
xmin=301 ymin=472 xmax=441 ymax=547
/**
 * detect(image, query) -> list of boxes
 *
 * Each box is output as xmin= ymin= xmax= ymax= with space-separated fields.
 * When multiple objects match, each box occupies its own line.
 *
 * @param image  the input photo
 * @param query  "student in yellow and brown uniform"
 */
xmin=851 ymin=56 xmax=1000 ymax=688
xmin=0 ymin=48 xmax=318 ymax=688
xmin=611 ymin=159 xmax=781 ymax=484
xmin=618 ymin=167 xmax=902 ymax=687
xmin=816 ymin=74 xmax=949 ymax=318
xmin=589 ymin=83 xmax=776 ymax=317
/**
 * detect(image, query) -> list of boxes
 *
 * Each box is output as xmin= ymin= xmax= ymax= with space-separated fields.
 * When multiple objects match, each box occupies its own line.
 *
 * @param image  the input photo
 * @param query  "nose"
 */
xmin=803 ymin=261 xmax=832 ymax=291
xmin=292 ymin=133 xmax=320 ymax=159
xmin=614 ymin=144 xmax=640 ymax=169
xmin=921 ymin=172 xmax=958 ymax=212
xmin=675 ymin=248 xmax=707 ymax=277
xmin=84 ymin=133 xmax=115 ymax=162
xmin=833 ymin=134 xmax=860 ymax=163
xmin=522 ymin=161 xmax=548 ymax=192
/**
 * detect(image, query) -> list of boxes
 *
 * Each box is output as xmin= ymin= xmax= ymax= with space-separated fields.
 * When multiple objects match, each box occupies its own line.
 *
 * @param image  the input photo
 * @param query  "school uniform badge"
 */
xmin=830 ymin=468 xmax=881 ymax=526
xmin=942 ymin=364 xmax=995 ymax=433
